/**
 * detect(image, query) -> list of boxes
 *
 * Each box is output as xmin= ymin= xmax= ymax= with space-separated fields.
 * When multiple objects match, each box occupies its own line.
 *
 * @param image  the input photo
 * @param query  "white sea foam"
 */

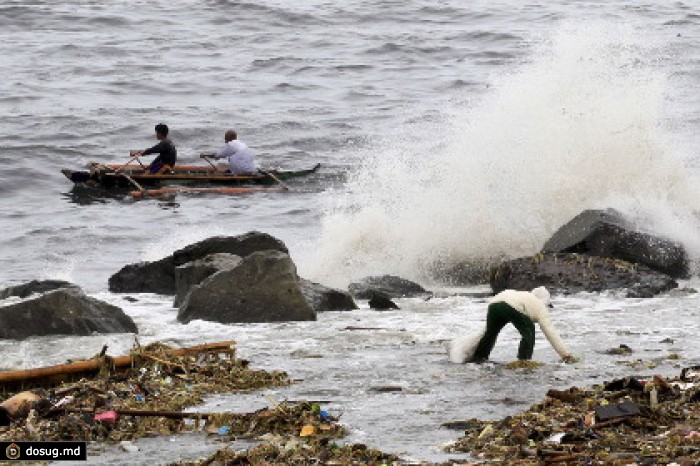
xmin=310 ymin=23 xmax=700 ymax=286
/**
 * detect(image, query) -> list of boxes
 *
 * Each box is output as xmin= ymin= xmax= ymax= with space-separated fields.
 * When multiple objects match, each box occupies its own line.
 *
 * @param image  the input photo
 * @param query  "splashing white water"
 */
xmin=310 ymin=23 xmax=700 ymax=286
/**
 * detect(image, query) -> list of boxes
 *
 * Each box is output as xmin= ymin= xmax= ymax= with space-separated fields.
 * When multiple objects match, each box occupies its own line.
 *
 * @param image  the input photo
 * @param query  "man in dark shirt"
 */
xmin=134 ymin=123 xmax=177 ymax=174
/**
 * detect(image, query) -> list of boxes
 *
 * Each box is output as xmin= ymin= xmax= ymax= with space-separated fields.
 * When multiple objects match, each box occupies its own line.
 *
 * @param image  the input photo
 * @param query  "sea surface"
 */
xmin=1 ymin=1 xmax=700 ymax=463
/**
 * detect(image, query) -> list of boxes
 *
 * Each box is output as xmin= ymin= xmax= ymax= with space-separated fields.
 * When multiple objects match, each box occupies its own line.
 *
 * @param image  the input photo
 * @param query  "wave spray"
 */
xmin=310 ymin=23 xmax=700 ymax=286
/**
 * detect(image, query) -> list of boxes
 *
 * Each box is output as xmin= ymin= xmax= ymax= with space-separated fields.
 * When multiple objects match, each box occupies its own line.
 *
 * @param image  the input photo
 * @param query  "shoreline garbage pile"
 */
xmin=0 ymin=341 xmax=403 ymax=464
xmin=446 ymin=366 xmax=700 ymax=465
xmin=173 ymin=401 xmax=401 ymax=465
xmin=0 ymin=341 xmax=290 ymax=443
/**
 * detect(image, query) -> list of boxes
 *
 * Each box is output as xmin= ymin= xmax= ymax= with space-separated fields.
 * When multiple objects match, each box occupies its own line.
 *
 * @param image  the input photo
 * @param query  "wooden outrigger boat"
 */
xmin=62 ymin=162 xmax=321 ymax=190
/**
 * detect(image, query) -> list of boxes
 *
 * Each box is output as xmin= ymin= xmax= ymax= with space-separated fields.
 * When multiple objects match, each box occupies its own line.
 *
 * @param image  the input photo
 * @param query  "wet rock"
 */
xmin=603 ymin=344 xmax=633 ymax=355
xmin=109 ymin=232 xmax=290 ymax=295
xmin=0 ymin=289 xmax=137 ymax=339
xmin=298 ymin=278 xmax=357 ymax=313
xmin=108 ymin=256 xmax=176 ymax=295
xmin=542 ymin=209 xmax=689 ymax=278
xmin=173 ymin=253 xmax=243 ymax=307
xmin=172 ymin=231 xmax=287 ymax=267
xmin=178 ymin=251 xmax=316 ymax=324
xmin=668 ymin=287 xmax=697 ymax=297
xmin=348 ymin=275 xmax=428 ymax=299
xmin=0 ymin=280 xmax=80 ymax=300
xmin=489 ymin=252 xmax=677 ymax=297
xmin=424 ymin=260 xmax=491 ymax=285
xmin=368 ymin=292 xmax=399 ymax=310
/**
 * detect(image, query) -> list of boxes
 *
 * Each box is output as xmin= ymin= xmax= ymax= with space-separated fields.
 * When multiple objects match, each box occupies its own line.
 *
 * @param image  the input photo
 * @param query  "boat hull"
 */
xmin=61 ymin=163 xmax=320 ymax=190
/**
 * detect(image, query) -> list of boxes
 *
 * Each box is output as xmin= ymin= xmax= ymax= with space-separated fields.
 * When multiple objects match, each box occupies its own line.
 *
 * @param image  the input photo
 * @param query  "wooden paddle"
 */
xmin=116 ymin=152 xmax=147 ymax=173
xmin=199 ymin=153 xmax=223 ymax=172
xmin=259 ymin=169 xmax=290 ymax=190
xmin=121 ymin=174 xmax=145 ymax=193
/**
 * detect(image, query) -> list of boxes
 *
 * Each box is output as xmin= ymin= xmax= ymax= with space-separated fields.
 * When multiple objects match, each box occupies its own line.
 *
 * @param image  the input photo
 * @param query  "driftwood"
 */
xmin=0 ymin=341 xmax=235 ymax=391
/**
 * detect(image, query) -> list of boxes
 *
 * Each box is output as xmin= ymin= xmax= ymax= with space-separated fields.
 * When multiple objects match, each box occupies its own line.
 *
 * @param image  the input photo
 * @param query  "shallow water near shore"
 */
xmin=3 ymin=284 xmax=697 ymax=463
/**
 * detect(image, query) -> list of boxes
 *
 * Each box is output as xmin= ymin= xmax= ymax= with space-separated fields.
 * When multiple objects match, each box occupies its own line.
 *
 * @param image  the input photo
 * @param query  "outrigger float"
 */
xmin=61 ymin=159 xmax=321 ymax=198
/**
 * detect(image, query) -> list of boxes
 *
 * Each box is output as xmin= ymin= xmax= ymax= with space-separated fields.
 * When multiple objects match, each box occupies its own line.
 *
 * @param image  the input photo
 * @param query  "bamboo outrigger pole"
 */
xmin=0 ymin=341 xmax=235 ymax=388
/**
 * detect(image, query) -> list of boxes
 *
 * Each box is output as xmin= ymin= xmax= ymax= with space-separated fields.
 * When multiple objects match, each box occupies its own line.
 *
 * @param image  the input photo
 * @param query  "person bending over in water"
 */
xmin=201 ymin=129 xmax=256 ymax=175
xmin=133 ymin=123 xmax=177 ymax=174
xmin=448 ymin=286 xmax=576 ymax=364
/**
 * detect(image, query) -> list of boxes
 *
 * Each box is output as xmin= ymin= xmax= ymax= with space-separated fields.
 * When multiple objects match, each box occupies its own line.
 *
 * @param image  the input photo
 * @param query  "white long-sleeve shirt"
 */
xmin=489 ymin=289 xmax=570 ymax=358
xmin=214 ymin=139 xmax=256 ymax=174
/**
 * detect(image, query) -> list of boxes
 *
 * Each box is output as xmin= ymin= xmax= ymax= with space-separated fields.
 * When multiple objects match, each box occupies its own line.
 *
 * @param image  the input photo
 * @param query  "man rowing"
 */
xmin=202 ymin=129 xmax=256 ymax=175
xmin=133 ymin=123 xmax=177 ymax=174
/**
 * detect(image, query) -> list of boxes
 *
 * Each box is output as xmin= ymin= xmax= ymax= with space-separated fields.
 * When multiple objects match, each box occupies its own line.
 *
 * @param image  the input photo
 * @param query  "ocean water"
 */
xmin=1 ymin=1 xmax=700 ymax=463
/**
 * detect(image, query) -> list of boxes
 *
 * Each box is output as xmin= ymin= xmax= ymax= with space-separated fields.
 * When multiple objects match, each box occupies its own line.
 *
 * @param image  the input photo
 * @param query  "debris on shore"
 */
xmin=174 ymin=402 xmax=401 ymax=465
xmin=0 ymin=340 xmax=405 ymax=463
xmin=175 ymin=441 xmax=401 ymax=465
xmin=446 ymin=366 xmax=700 ymax=465
xmin=0 ymin=340 xmax=290 ymax=443
xmin=0 ymin=342 xmax=398 ymax=464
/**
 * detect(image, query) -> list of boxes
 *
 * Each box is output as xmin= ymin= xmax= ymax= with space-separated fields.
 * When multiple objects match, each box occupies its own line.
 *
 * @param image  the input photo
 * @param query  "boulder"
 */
xmin=0 ymin=280 xmax=80 ymax=300
xmin=542 ymin=209 xmax=689 ymax=279
xmin=299 ymin=278 xmax=357 ymax=313
xmin=108 ymin=256 xmax=176 ymax=295
xmin=426 ymin=261 xmax=490 ymax=286
xmin=174 ymin=253 xmax=243 ymax=307
xmin=0 ymin=289 xmax=137 ymax=339
xmin=178 ymin=250 xmax=316 ymax=324
xmin=348 ymin=275 xmax=428 ymax=299
xmin=172 ymin=231 xmax=288 ymax=267
xmin=109 ymin=232 xmax=289 ymax=295
xmin=490 ymin=253 xmax=677 ymax=298
xmin=368 ymin=292 xmax=400 ymax=310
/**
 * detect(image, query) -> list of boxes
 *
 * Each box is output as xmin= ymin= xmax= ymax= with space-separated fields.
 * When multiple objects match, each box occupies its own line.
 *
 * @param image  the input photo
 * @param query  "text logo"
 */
xmin=5 ymin=443 xmax=20 ymax=460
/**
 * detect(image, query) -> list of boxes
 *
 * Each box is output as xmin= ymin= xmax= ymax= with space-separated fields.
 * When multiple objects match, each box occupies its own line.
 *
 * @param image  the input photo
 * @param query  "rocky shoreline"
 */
xmin=0 ymin=209 xmax=697 ymax=463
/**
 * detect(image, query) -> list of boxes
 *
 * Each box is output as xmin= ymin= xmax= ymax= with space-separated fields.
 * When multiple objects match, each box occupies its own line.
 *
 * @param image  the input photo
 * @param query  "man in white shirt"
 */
xmin=448 ymin=287 xmax=576 ymax=364
xmin=203 ymin=130 xmax=256 ymax=175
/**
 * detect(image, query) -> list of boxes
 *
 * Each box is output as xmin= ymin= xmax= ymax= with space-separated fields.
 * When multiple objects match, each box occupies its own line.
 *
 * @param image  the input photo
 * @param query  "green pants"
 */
xmin=473 ymin=301 xmax=536 ymax=361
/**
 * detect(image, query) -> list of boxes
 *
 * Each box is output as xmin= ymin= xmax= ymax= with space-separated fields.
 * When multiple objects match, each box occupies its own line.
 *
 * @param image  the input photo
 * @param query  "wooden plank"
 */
xmin=130 ymin=186 xmax=286 ymax=198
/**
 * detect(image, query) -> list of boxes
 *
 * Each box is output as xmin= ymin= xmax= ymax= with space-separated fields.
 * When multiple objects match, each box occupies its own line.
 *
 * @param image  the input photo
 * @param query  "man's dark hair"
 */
xmin=155 ymin=123 xmax=169 ymax=136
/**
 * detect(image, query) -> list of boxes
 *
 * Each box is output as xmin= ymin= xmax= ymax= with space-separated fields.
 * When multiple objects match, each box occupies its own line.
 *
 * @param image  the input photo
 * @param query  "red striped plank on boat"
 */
xmin=130 ymin=186 xmax=287 ymax=198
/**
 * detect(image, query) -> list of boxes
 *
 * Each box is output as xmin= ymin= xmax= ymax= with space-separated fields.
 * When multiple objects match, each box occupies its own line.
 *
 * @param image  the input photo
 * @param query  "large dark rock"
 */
xmin=0 ymin=289 xmax=137 ymax=339
xmin=178 ymin=250 xmax=316 ymax=324
xmin=426 ymin=261 xmax=491 ymax=286
xmin=174 ymin=253 xmax=243 ymax=307
xmin=490 ymin=253 xmax=677 ymax=298
xmin=368 ymin=291 xmax=400 ymax=310
xmin=542 ymin=209 xmax=689 ymax=279
xmin=348 ymin=275 xmax=428 ymax=299
xmin=172 ymin=232 xmax=288 ymax=267
xmin=299 ymin=278 xmax=357 ymax=313
xmin=109 ymin=232 xmax=289 ymax=295
xmin=108 ymin=256 xmax=176 ymax=295
xmin=0 ymin=280 xmax=80 ymax=300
